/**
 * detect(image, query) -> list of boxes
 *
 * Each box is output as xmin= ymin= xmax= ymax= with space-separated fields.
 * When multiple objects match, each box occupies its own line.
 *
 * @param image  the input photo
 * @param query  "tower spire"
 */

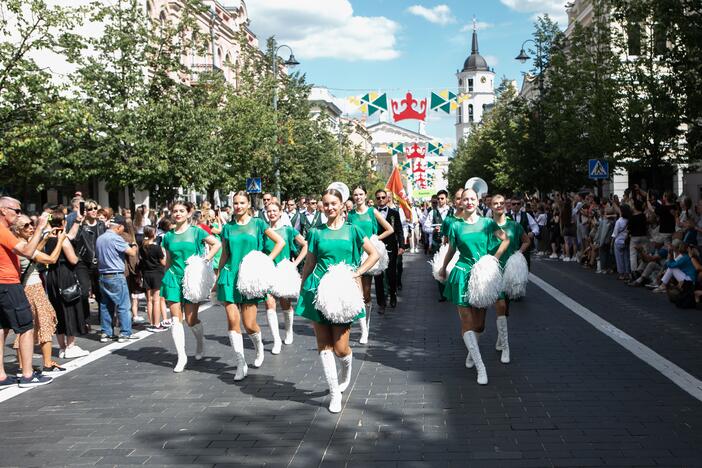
xmin=471 ymin=16 xmax=479 ymax=54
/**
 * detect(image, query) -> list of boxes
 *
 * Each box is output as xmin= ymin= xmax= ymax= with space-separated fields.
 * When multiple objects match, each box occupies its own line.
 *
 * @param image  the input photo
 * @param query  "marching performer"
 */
xmin=490 ymin=195 xmax=530 ymax=364
xmin=217 ymin=191 xmax=285 ymax=381
xmin=296 ymin=188 xmax=380 ymax=413
xmin=428 ymin=190 xmax=453 ymax=301
xmin=262 ymin=200 xmax=308 ymax=352
xmin=439 ymin=188 xmax=509 ymax=385
xmin=347 ymin=186 xmax=393 ymax=344
xmin=161 ymin=202 xmax=221 ymax=373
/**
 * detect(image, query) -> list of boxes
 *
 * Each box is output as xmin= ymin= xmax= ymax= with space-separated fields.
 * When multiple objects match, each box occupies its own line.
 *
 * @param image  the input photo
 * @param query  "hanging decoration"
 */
xmin=405 ymin=142 xmax=426 ymax=160
xmin=430 ymin=90 xmax=459 ymax=114
xmin=427 ymin=142 xmax=447 ymax=156
xmin=359 ymin=92 xmax=388 ymax=116
xmin=349 ymin=88 xmax=473 ymax=120
xmin=391 ymin=92 xmax=427 ymax=122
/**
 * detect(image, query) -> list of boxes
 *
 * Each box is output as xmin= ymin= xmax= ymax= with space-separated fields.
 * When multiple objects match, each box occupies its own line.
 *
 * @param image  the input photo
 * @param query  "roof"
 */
xmin=462 ymin=27 xmax=489 ymax=72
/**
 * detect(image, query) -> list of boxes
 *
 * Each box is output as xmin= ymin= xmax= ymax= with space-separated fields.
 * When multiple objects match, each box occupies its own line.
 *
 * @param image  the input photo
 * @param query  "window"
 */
xmin=468 ymin=104 xmax=474 ymax=123
xmin=458 ymin=78 xmax=463 ymax=87
xmin=468 ymin=79 xmax=474 ymax=92
xmin=654 ymin=23 xmax=667 ymax=55
xmin=457 ymin=110 xmax=462 ymax=124
xmin=627 ymin=22 xmax=642 ymax=56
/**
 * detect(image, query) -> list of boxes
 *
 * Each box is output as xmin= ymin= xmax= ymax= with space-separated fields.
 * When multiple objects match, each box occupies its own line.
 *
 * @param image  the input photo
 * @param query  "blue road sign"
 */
xmin=246 ymin=177 xmax=262 ymax=194
xmin=588 ymin=159 xmax=609 ymax=180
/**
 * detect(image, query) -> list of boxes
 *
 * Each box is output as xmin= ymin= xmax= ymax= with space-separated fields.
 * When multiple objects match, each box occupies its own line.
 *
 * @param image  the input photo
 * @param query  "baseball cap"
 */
xmin=110 ymin=215 xmax=128 ymax=228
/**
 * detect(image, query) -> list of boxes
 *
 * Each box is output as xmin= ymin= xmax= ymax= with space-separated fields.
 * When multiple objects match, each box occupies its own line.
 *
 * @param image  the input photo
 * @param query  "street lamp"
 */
xmin=272 ymin=43 xmax=299 ymax=200
xmin=515 ymin=39 xmax=543 ymax=94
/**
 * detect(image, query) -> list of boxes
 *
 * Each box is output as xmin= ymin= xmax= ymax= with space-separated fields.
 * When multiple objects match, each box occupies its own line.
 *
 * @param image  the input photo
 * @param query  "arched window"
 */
xmin=217 ymin=47 xmax=223 ymax=68
xmin=468 ymin=104 xmax=474 ymax=123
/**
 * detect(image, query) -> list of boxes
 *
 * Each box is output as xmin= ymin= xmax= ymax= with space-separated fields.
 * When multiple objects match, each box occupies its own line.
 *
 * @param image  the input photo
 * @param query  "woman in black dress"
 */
xmin=44 ymin=210 xmax=89 ymax=359
xmin=139 ymin=226 xmax=166 ymax=332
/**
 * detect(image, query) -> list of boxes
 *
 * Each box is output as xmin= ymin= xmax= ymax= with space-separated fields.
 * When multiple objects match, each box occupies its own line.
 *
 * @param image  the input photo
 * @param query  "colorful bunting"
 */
xmin=360 ymin=92 xmax=388 ymax=116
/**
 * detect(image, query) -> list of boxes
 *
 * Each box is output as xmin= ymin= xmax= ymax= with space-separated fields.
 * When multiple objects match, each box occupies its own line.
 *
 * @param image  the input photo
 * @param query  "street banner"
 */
xmin=386 ymin=166 xmax=412 ymax=219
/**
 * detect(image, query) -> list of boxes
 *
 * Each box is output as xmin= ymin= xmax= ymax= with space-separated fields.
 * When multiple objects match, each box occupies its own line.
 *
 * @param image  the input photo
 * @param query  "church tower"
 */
xmin=455 ymin=20 xmax=496 ymax=144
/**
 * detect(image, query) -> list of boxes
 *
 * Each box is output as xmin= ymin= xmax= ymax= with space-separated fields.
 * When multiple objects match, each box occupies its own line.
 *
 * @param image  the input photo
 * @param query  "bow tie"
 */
xmin=379 ymin=207 xmax=388 ymax=212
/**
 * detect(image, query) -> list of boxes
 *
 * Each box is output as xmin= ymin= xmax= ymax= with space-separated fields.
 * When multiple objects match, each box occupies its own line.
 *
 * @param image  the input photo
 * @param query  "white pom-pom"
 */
xmin=182 ymin=256 xmax=216 ymax=303
xmin=429 ymin=244 xmax=458 ymax=283
xmin=468 ymin=255 xmax=502 ymax=308
xmin=315 ymin=263 xmax=364 ymax=324
xmin=237 ymin=251 xmax=276 ymax=299
xmin=271 ymin=259 xmax=302 ymax=299
xmin=502 ymin=251 xmax=529 ymax=299
xmin=361 ymin=235 xmax=389 ymax=276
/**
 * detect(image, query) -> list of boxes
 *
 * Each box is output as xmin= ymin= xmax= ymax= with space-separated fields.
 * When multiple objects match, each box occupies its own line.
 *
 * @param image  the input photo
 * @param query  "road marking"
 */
xmin=0 ymin=303 xmax=214 ymax=404
xmin=530 ymin=273 xmax=702 ymax=402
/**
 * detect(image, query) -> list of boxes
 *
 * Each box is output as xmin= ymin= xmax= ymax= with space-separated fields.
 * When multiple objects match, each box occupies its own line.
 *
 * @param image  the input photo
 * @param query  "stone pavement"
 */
xmin=1 ymin=253 xmax=702 ymax=467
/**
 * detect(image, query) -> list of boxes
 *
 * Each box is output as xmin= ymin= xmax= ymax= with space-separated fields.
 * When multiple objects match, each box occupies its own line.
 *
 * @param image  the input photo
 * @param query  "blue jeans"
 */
xmin=99 ymin=274 xmax=132 ymax=336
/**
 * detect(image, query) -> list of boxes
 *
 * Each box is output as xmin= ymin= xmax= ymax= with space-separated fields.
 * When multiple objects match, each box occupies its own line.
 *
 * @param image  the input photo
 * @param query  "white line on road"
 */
xmin=0 ymin=303 xmax=215 ymax=404
xmin=530 ymin=273 xmax=702 ymax=402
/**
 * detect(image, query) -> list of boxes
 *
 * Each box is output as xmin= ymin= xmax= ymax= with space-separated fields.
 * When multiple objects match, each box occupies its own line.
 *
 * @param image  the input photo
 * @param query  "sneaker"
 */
xmin=58 ymin=349 xmax=65 ymax=359
xmin=99 ymin=333 xmax=114 ymax=343
xmin=0 ymin=376 xmax=17 ymax=390
xmin=63 ymin=346 xmax=90 ymax=359
xmin=42 ymin=363 xmax=67 ymax=373
xmin=645 ymin=282 xmax=660 ymax=289
xmin=132 ymin=316 xmax=147 ymax=325
xmin=117 ymin=334 xmax=140 ymax=343
xmin=559 ymin=254 xmax=564 ymax=260
xmin=549 ymin=253 xmax=558 ymax=259
xmin=18 ymin=372 xmax=53 ymax=388
xmin=651 ymin=286 xmax=667 ymax=293
xmin=160 ymin=319 xmax=172 ymax=328
xmin=146 ymin=325 xmax=166 ymax=333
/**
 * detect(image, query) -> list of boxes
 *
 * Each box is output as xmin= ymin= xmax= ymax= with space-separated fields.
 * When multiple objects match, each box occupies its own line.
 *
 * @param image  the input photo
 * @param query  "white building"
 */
xmin=455 ymin=24 xmax=496 ymax=144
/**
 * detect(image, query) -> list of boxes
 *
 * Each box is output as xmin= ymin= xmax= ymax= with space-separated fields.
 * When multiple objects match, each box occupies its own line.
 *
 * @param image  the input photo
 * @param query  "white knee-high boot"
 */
xmin=320 ymin=350 xmax=342 ymax=413
xmin=463 ymin=331 xmax=487 ymax=385
xmin=464 ymin=331 xmax=479 ymax=368
xmin=190 ymin=322 xmax=204 ymax=360
xmin=359 ymin=302 xmax=370 ymax=344
xmin=283 ymin=308 xmax=294 ymax=345
xmin=266 ymin=309 xmax=282 ymax=354
xmin=228 ymin=331 xmax=247 ymax=381
xmin=337 ymin=352 xmax=353 ymax=393
xmin=249 ymin=331 xmax=264 ymax=367
xmin=496 ymin=316 xmax=510 ymax=364
xmin=171 ymin=317 xmax=187 ymax=373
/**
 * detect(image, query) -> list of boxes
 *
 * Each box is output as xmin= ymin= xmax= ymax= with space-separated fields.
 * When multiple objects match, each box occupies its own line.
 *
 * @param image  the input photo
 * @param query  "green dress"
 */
xmin=347 ymin=206 xmax=378 ymax=239
xmin=161 ymin=226 xmax=210 ymax=303
xmin=263 ymin=225 xmax=300 ymax=264
xmin=443 ymin=216 xmax=500 ymax=307
xmin=493 ymin=219 xmax=524 ymax=300
xmin=217 ymin=217 xmax=269 ymax=304
xmin=295 ymin=224 xmax=367 ymax=325
xmin=211 ymin=222 xmax=222 ymax=268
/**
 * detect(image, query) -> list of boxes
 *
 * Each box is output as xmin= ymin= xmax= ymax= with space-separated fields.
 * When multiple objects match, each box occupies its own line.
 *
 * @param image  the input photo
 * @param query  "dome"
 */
xmin=462 ymin=27 xmax=490 ymax=72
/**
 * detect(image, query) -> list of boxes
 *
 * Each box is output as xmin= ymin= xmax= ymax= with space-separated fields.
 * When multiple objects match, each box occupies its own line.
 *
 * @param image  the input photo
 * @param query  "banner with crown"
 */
xmin=391 ymin=92 xmax=427 ymax=122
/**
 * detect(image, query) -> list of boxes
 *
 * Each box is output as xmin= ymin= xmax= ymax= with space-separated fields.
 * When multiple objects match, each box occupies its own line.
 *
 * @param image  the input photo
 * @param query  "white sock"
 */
xmin=496 ymin=316 xmax=510 ymax=364
xmin=266 ymin=309 xmax=282 ymax=354
xmin=359 ymin=302 xmax=370 ymax=344
xmin=283 ymin=308 xmax=294 ymax=345
xmin=320 ymin=349 xmax=341 ymax=413
xmin=228 ymin=331 xmax=247 ymax=381
xmin=190 ymin=322 xmax=204 ymax=360
xmin=465 ymin=331 xmax=479 ymax=368
xmin=463 ymin=331 xmax=487 ymax=385
xmin=171 ymin=318 xmax=187 ymax=373
xmin=337 ymin=352 xmax=353 ymax=393
xmin=249 ymin=331 xmax=264 ymax=367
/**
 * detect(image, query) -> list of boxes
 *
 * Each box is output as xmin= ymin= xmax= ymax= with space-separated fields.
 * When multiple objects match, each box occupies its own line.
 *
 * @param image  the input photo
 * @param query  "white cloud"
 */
xmin=407 ymin=4 xmax=456 ymax=25
xmin=460 ymin=21 xmax=494 ymax=32
xmin=483 ymin=55 xmax=500 ymax=67
xmin=246 ymin=0 xmax=400 ymax=61
xmin=499 ymin=0 xmax=568 ymax=25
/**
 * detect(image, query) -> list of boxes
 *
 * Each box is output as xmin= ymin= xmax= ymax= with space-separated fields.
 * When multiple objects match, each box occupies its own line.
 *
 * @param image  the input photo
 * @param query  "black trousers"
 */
xmin=396 ymin=252 xmax=403 ymax=287
xmin=74 ymin=261 xmax=101 ymax=320
xmin=374 ymin=247 xmax=398 ymax=306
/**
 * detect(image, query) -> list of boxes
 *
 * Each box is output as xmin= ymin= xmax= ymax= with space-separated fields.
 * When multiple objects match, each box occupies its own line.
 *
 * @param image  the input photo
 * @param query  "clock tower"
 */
xmin=455 ymin=20 xmax=496 ymax=144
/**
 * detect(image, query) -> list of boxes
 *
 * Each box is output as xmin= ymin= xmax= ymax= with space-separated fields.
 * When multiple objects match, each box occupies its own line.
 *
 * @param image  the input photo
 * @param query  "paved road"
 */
xmin=1 ymin=253 xmax=702 ymax=467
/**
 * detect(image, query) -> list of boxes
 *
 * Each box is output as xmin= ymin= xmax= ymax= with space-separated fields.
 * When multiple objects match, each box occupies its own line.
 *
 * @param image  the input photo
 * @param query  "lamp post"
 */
xmin=271 ymin=43 xmax=300 ymax=201
xmin=515 ymin=39 xmax=544 ymax=95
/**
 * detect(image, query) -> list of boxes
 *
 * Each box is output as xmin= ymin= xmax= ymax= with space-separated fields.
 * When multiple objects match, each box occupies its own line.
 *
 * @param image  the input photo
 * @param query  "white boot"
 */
xmin=228 ymin=331 xmax=248 ymax=381
xmin=495 ymin=323 xmax=504 ymax=351
xmin=465 ymin=331 xmax=479 ymax=368
xmin=320 ymin=350 xmax=342 ymax=413
xmin=359 ymin=302 xmax=370 ymax=344
xmin=337 ymin=352 xmax=353 ymax=393
xmin=266 ymin=309 xmax=282 ymax=355
xmin=283 ymin=308 xmax=294 ymax=345
xmin=171 ymin=318 xmax=187 ymax=373
xmin=496 ymin=316 xmax=510 ymax=364
xmin=463 ymin=331 xmax=488 ymax=385
xmin=190 ymin=322 xmax=204 ymax=360
xmin=249 ymin=331 xmax=265 ymax=367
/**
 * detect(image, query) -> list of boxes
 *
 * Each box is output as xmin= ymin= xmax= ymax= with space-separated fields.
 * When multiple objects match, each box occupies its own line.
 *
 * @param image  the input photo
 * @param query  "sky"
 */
xmin=245 ymin=0 xmax=569 ymax=146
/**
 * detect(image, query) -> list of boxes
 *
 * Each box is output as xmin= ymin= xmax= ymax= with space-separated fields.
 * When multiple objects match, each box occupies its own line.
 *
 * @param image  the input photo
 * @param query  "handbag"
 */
xmin=60 ymin=275 xmax=82 ymax=303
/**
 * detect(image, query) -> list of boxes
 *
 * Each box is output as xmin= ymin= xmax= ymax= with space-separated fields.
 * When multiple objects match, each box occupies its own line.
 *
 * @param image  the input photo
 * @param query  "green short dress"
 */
xmin=493 ymin=219 xmax=524 ymax=300
xmin=347 ymin=207 xmax=378 ymax=277
xmin=210 ymin=222 xmax=222 ymax=268
xmin=295 ymin=224 xmax=367 ymax=325
xmin=161 ymin=226 xmax=210 ymax=303
xmin=443 ymin=216 xmax=500 ymax=307
xmin=263 ymin=225 xmax=300 ymax=265
xmin=217 ymin=217 xmax=269 ymax=304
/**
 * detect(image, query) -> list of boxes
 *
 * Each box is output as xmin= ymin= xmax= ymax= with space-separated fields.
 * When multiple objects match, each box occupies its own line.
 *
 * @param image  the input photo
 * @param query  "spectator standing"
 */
xmin=612 ymin=204 xmax=632 ymax=280
xmin=121 ymin=220 xmax=145 ymax=325
xmin=653 ymin=192 xmax=676 ymax=243
xmin=96 ymin=215 xmax=139 ymax=342
xmin=0 ymin=197 xmax=53 ymax=388
xmin=139 ymin=226 xmax=166 ymax=332
xmin=628 ymin=200 xmax=649 ymax=278
xmin=561 ymin=199 xmax=577 ymax=261
xmin=594 ymin=206 xmax=616 ymax=273
xmin=64 ymin=196 xmax=83 ymax=232
xmin=133 ymin=205 xmax=151 ymax=245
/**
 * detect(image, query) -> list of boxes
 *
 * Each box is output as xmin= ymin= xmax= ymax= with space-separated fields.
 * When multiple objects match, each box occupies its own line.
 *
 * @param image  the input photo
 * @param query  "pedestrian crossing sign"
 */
xmin=588 ymin=159 xmax=609 ymax=180
xmin=246 ymin=177 xmax=262 ymax=194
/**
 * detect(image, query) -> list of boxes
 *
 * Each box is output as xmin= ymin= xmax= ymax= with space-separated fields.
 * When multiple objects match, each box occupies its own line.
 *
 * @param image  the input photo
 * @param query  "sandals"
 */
xmin=42 ymin=362 xmax=67 ymax=373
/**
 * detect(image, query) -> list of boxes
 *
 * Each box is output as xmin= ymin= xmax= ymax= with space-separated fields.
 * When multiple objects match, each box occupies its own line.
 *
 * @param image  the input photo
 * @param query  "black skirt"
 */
xmin=142 ymin=270 xmax=164 ymax=291
xmin=45 ymin=262 xmax=86 ymax=337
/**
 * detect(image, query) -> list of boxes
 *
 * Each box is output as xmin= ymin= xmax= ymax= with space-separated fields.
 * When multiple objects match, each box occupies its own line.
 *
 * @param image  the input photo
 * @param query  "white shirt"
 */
xmin=515 ymin=210 xmax=540 ymax=236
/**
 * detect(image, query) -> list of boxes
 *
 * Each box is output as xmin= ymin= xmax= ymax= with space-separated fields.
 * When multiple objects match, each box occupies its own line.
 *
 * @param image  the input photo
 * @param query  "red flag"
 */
xmin=386 ymin=165 xmax=412 ymax=220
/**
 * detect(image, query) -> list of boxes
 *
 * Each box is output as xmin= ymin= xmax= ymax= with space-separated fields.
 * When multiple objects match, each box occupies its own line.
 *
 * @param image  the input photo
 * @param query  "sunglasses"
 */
xmin=3 ymin=207 xmax=21 ymax=214
xmin=20 ymin=222 xmax=33 ymax=229
xmin=87 ymin=206 xmax=98 ymax=211
xmin=376 ymin=196 xmax=386 ymax=200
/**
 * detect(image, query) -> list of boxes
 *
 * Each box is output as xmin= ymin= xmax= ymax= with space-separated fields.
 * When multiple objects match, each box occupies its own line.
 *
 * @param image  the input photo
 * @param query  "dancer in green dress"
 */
xmin=296 ymin=188 xmax=380 ymax=413
xmin=347 ymin=185 xmax=394 ymax=345
xmin=262 ymin=200 xmax=308 ymax=353
xmin=490 ymin=194 xmax=530 ymax=365
xmin=217 ymin=191 xmax=285 ymax=381
xmin=439 ymin=188 xmax=509 ymax=385
xmin=161 ymin=202 xmax=221 ymax=373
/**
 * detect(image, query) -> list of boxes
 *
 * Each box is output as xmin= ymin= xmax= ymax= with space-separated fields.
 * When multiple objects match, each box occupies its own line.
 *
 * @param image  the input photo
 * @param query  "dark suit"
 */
xmin=374 ymin=206 xmax=405 ymax=307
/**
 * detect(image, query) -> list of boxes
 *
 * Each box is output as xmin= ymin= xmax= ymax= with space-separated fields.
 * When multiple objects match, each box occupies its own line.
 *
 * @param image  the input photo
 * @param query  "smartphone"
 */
xmin=79 ymin=201 xmax=85 ymax=215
